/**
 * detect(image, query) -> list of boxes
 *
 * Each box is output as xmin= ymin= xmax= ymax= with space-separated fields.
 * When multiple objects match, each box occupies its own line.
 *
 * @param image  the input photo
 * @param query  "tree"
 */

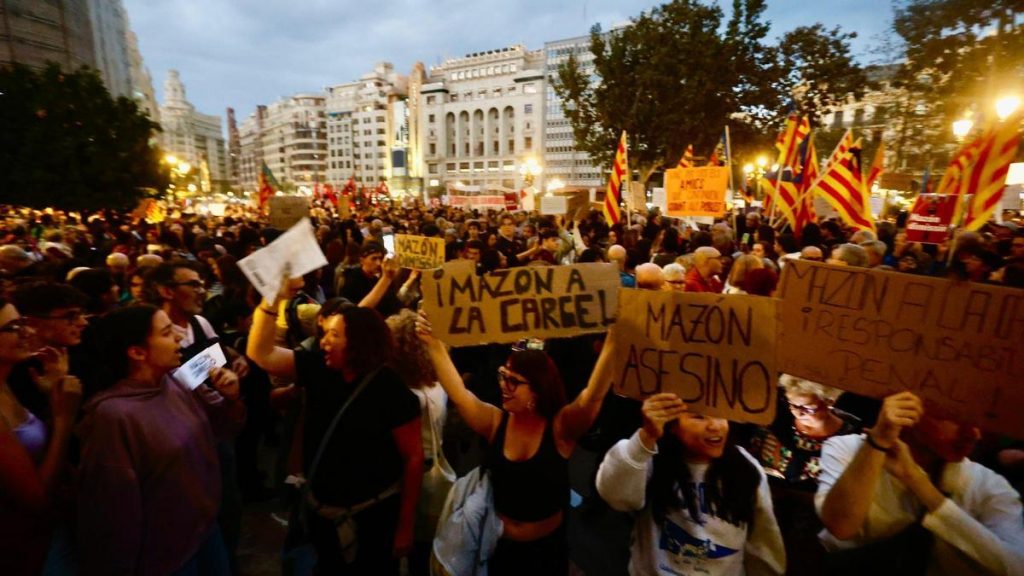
xmin=0 ymin=63 xmax=168 ymax=210
xmin=554 ymin=0 xmax=867 ymax=185
xmin=894 ymin=0 xmax=1023 ymax=128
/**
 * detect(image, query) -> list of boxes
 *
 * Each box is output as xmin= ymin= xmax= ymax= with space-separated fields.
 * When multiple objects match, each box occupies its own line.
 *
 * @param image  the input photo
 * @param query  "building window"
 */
xmin=525 ymin=137 xmax=532 ymax=150
xmin=524 ymin=104 xmax=533 ymax=114
xmin=426 ymin=96 xmax=436 ymax=105
xmin=428 ymin=114 xmax=436 ymax=123
xmin=508 ymin=140 xmax=515 ymax=153
xmin=429 ymin=143 xmax=436 ymax=155
xmin=429 ymin=163 xmax=438 ymax=174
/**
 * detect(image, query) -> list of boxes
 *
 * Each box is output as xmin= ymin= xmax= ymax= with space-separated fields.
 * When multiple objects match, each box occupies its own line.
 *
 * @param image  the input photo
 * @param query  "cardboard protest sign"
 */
xmin=663 ymin=167 xmax=729 ymax=217
xmin=540 ymin=195 xmax=568 ymax=215
xmin=394 ymin=234 xmax=445 ymax=269
xmin=421 ymin=261 xmax=619 ymax=346
xmin=778 ymin=260 xmax=1024 ymax=438
xmin=905 ymin=194 xmax=958 ymax=244
xmin=269 ymin=196 xmax=310 ymax=230
xmin=600 ymin=289 xmax=778 ymax=425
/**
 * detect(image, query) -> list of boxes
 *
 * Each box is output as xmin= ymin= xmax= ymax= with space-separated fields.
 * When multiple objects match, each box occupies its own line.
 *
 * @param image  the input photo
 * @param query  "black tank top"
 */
xmin=486 ymin=412 xmax=569 ymax=522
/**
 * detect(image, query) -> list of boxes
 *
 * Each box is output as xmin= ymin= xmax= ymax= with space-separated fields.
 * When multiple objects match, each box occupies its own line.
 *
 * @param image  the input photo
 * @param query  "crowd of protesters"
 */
xmin=0 ymin=198 xmax=1022 ymax=576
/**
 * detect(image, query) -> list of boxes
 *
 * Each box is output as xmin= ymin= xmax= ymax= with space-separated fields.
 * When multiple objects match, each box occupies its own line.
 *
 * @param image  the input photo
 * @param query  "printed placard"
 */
xmin=395 ymin=234 xmax=446 ymax=269
xmin=421 ymin=261 xmax=619 ymax=346
xmin=238 ymin=218 xmax=328 ymax=303
xmin=778 ymin=260 xmax=1024 ymax=438
xmin=905 ymin=194 xmax=958 ymax=245
xmin=540 ymin=195 xmax=568 ymax=216
xmin=174 ymin=343 xmax=228 ymax=390
xmin=663 ymin=167 xmax=730 ymax=217
xmin=600 ymin=289 xmax=778 ymax=425
xmin=269 ymin=196 xmax=310 ymax=230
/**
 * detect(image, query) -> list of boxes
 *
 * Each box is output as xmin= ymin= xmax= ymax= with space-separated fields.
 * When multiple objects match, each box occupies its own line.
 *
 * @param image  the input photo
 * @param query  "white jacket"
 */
xmin=816 ymin=434 xmax=1024 ymax=576
xmin=597 ymin=431 xmax=786 ymax=576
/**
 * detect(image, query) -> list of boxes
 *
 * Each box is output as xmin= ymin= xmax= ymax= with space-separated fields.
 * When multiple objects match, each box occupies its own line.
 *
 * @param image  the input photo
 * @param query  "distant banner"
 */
xmin=905 ymin=194 xmax=958 ymax=244
xmin=778 ymin=260 xmax=1024 ymax=437
xmin=663 ymin=166 xmax=729 ymax=217
xmin=448 ymin=195 xmax=507 ymax=211
xmin=269 ymin=196 xmax=310 ymax=230
xmin=394 ymin=234 xmax=445 ymax=269
xmin=600 ymin=289 xmax=778 ymax=425
xmin=421 ymin=261 xmax=619 ymax=347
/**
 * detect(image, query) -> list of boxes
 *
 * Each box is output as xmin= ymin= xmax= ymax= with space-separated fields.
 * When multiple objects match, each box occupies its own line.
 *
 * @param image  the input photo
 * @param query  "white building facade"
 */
xmin=325 ymin=62 xmax=409 ymax=193
xmin=237 ymin=94 xmax=327 ymax=191
xmin=543 ymin=34 xmax=604 ymax=189
xmin=159 ymin=70 xmax=229 ymax=192
xmin=87 ymin=0 xmax=132 ymax=98
xmin=414 ymin=45 xmax=546 ymax=193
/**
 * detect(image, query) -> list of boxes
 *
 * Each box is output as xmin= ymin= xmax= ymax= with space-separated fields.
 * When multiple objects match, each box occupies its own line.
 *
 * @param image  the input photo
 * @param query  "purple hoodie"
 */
xmin=76 ymin=376 xmax=244 ymax=575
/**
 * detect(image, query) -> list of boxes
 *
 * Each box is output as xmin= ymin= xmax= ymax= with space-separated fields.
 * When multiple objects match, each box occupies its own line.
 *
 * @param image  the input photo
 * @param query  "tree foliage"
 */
xmin=0 ymin=63 xmax=168 ymax=210
xmin=554 ymin=0 xmax=867 ymax=184
xmin=894 ymin=0 xmax=1023 ymax=127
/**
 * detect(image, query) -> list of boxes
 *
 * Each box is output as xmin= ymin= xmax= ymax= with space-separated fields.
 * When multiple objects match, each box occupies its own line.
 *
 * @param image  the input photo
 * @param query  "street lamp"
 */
xmin=546 ymin=177 xmax=565 ymax=197
xmin=743 ymin=155 xmax=768 ymax=200
xmin=952 ymin=117 xmax=974 ymax=140
xmin=996 ymin=95 xmax=1021 ymax=121
xmin=519 ymin=157 xmax=542 ymax=188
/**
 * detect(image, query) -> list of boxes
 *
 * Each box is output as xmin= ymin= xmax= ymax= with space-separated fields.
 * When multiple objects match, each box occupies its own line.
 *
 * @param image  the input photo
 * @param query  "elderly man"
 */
xmin=683 ymin=246 xmax=724 ymax=293
xmin=635 ymin=262 xmax=666 ymax=290
xmin=829 ymin=243 xmax=870 ymax=268
xmin=800 ymin=246 xmax=824 ymax=261
xmin=607 ymin=244 xmax=636 ymax=287
xmin=860 ymin=240 xmax=888 ymax=268
xmin=662 ymin=263 xmax=686 ymax=292
xmin=817 ymin=392 xmax=1024 ymax=574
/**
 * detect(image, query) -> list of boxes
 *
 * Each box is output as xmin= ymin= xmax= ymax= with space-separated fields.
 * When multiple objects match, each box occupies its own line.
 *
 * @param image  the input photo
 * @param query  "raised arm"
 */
xmin=554 ymin=334 xmax=617 ymax=448
xmin=415 ymin=310 xmax=501 ymax=442
xmin=818 ymin=391 xmax=922 ymax=540
xmin=246 ymin=278 xmax=304 ymax=379
xmin=359 ymin=255 xmax=399 ymax=309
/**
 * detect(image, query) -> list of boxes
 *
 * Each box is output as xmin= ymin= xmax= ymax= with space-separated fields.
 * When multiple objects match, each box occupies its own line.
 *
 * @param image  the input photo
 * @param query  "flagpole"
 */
xmin=725 ymin=125 xmax=738 ymax=231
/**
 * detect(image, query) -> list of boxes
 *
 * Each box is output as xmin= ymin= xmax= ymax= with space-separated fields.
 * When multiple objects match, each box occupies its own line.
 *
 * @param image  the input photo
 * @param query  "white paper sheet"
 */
xmin=174 ymin=342 xmax=228 ymax=390
xmin=237 ymin=218 xmax=328 ymax=303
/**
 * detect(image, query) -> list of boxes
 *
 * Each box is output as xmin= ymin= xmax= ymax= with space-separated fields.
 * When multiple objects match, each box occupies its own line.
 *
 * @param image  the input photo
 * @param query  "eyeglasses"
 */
xmin=0 ymin=319 xmax=28 ymax=334
xmin=497 ymin=367 xmax=529 ymax=390
xmin=170 ymin=280 xmax=205 ymax=291
xmin=788 ymin=401 xmax=823 ymax=417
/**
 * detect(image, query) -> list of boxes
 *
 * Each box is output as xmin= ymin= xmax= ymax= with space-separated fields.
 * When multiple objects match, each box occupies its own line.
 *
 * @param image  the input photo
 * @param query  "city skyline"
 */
xmin=124 ymin=0 xmax=893 ymax=119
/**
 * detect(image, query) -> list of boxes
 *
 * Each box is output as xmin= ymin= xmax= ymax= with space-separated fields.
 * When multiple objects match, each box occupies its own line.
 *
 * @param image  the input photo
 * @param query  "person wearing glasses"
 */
xmin=683 ymin=247 xmax=724 ymax=293
xmin=747 ymin=376 xmax=860 ymax=576
xmin=0 ymin=296 xmax=82 ymax=575
xmin=416 ymin=310 xmax=618 ymax=576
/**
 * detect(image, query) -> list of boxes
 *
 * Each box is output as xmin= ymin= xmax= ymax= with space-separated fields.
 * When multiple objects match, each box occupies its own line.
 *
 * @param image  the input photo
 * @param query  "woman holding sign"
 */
xmin=596 ymin=392 xmax=786 ymax=576
xmin=416 ymin=310 xmax=618 ymax=576
xmin=76 ymin=305 xmax=245 ymax=575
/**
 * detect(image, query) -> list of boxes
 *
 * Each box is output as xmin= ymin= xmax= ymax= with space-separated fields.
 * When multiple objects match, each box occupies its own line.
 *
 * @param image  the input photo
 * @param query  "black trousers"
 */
xmin=308 ymin=494 xmax=401 ymax=576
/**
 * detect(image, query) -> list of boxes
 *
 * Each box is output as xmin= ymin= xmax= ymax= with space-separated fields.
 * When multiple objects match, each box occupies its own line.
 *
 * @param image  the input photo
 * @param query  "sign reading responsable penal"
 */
xmin=394 ymin=234 xmax=446 ymax=269
xmin=421 ymin=261 xmax=619 ymax=346
xmin=778 ymin=260 xmax=1024 ymax=437
xmin=600 ymin=289 xmax=778 ymax=425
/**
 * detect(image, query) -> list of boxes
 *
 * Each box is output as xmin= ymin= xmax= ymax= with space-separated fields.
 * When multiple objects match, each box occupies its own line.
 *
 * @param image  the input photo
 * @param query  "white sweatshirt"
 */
xmin=597 ymin=431 xmax=786 ymax=576
xmin=816 ymin=434 xmax=1024 ymax=576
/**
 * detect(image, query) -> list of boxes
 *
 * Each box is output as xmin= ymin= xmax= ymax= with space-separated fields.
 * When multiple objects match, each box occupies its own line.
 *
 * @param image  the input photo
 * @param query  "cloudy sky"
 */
xmin=124 ymin=0 xmax=894 ymax=122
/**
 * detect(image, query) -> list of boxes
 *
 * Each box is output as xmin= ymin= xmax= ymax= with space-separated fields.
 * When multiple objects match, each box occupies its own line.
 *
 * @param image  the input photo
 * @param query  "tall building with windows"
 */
xmin=125 ymin=26 xmax=158 ymax=122
xmin=237 ymin=94 xmax=327 ymax=191
xmin=87 ymin=0 xmax=131 ymax=98
xmin=0 ymin=0 xmax=95 ymax=72
xmin=325 ymin=62 xmax=409 ymax=193
xmin=159 ymin=70 xmax=229 ymax=192
xmin=414 ymin=45 xmax=546 ymax=193
xmin=543 ymin=34 xmax=605 ymax=189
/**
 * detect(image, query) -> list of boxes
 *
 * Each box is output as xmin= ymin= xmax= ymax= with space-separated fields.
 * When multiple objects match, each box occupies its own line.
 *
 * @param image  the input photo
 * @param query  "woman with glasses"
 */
xmin=0 ymin=296 xmax=82 ymax=575
xmin=747 ymin=375 xmax=861 ymax=576
xmin=416 ymin=310 xmax=617 ymax=576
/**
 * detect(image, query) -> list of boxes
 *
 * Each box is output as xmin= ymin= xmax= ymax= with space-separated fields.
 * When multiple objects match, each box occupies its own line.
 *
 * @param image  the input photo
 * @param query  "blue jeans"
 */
xmin=171 ymin=525 xmax=231 ymax=576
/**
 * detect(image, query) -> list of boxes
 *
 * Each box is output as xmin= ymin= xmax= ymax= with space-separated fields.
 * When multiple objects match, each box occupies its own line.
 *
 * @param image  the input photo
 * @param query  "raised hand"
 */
xmin=209 ymin=367 xmax=241 ymax=401
xmin=30 ymin=346 xmax=69 ymax=394
xmin=870 ymin=391 xmax=923 ymax=449
xmin=639 ymin=393 xmax=687 ymax=451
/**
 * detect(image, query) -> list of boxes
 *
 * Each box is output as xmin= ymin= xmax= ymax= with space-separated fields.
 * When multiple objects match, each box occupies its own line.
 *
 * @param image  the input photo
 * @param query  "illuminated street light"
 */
xmin=996 ymin=95 xmax=1021 ymax=121
xmin=756 ymin=156 xmax=768 ymax=169
xmin=952 ymin=117 xmax=974 ymax=140
xmin=164 ymin=154 xmax=178 ymax=165
xmin=519 ymin=157 xmax=542 ymax=188
xmin=743 ymin=163 xmax=754 ymax=175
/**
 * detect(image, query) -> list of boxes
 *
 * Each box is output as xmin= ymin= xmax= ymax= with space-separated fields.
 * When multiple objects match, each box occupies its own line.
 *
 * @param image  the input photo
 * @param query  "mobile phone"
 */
xmin=382 ymin=233 xmax=395 ymax=256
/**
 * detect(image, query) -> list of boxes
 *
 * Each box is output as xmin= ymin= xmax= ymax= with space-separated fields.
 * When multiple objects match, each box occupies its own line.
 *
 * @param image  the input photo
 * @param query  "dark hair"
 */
xmin=99 ymin=304 xmax=161 ymax=383
xmin=144 ymin=260 xmax=199 ymax=304
xmin=648 ymin=430 xmax=760 ymax=527
xmin=465 ymin=239 xmax=484 ymax=251
xmin=69 ymin=268 xmax=116 ymax=314
xmin=361 ymin=242 xmax=385 ymax=257
xmin=776 ymin=233 xmax=799 ymax=254
xmin=10 ymin=281 xmax=87 ymax=316
xmin=740 ymin=267 xmax=778 ymax=296
xmin=506 ymin=350 xmax=566 ymax=420
xmin=577 ymin=247 xmax=605 ymax=263
xmin=338 ymin=306 xmax=395 ymax=378
xmin=539 ymin=229 xmax=560 ymax=242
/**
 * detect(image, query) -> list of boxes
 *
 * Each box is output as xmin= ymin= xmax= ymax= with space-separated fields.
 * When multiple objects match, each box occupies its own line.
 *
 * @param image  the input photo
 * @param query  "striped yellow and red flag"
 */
xmin=794 ymin=139 xmax=819 ymax=235
xmin=865 ymin=141 xmax=886 ymax=189
xmin=776 ymin=113 xmax=810 ymax=170
xmin=763 ymin=179 xmax=800 ymax=230
xmin=604 ymin=131 xmax=628 ymax=225
xmin=814 ymin=148 xmax=875 ymax=232
xmin=961 ymin=114 xmax=1022 ymax=231
xmin=677 ymin=144 xmax=694 ymax=169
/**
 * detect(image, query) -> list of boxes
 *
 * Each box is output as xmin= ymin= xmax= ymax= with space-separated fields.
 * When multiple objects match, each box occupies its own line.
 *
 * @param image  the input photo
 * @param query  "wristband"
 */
xmin=865 ymin=432 xmax=892 ymax=453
